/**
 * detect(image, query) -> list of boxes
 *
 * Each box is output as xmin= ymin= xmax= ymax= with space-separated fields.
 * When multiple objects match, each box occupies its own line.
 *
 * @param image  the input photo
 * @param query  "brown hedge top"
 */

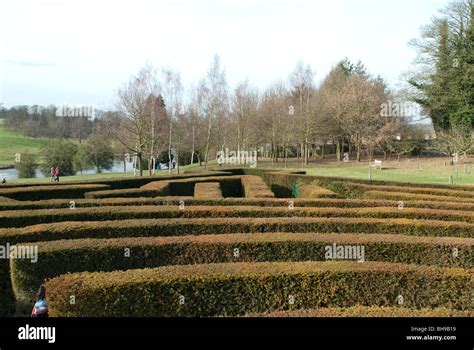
xmin=1 ymin=216 xmax=473 ymax=242
xmin=248 ymin=306 xmax=474 ymax=317
xmin=2 ymin=196 xmax=474 ymax=211
xmin=0 ymin=184 xmax=110 ymax=195
xmin=44 ymin=261 xmax=472 ymax=286
xmin=2 ymin=205 xmax=474 ymax=225
xmin=27 ymin=232 xmax=474 ymax=253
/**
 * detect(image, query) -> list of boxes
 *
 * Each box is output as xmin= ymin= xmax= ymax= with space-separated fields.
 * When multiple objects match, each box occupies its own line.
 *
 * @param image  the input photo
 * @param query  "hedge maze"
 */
xmin=0 ymin=169 xmax=472 ymax=317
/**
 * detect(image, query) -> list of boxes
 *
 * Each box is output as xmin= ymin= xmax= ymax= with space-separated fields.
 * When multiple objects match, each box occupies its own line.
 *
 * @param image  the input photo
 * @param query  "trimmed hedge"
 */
xmin=0 ymin=184 xmax=110 ymax=201
xmin=0 ymin=171 xmax=233 ymax=190
xmin=86 ymin=176 xmax=243 ymax=199
xmin=0 ymin=196 xmax=17 ymax=203
xmin=259 ymin=171 xmax=474 ymax=198
xmin=1 ymin=196 xmax=474 ymax=212
xmin=194 ymin=182 xmax=223 ymax=199
xmin=2 ymin=205 xmax=474 ymax=228
xmin=11 ymin=232 xmax=473 ymax=309
xmin=364 ymin=191 xmax=474 ymax=204
xmin=44 ymin=261 xmax=473 ymax=316
xmin=248 ymin=306 xmax=474 ymax=317
xmin=1 ymin=217 xmax=473 ymax=247
xmin=240 ymin=176 xmax=275 ymax=198
xmin=1 ymin=217 xmax=473 ymax=246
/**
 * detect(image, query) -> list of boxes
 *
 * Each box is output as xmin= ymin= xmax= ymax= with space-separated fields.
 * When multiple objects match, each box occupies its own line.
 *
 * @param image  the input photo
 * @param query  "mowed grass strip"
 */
xmin=194 ymin=182 xmax=223 ymax=199
xmin=247 ymin=306 xmax=474 ymax=317
xmin=364 ymin=191 xmax=474 ymax=203
xmin=2 ymin=196 xmax=474 ymax=212
xmin=44 ymin=261 xmax=473 ymax=316
xmin=11 ymin=232 xmax=474 ymax=308
xmin=2 ymin=205 xmax=474 ymax=228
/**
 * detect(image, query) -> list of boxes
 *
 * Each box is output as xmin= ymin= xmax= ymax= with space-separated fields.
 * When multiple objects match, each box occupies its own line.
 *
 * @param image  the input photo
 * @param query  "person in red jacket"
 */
xmin=53 ymin=166 xmax=59 ymax=182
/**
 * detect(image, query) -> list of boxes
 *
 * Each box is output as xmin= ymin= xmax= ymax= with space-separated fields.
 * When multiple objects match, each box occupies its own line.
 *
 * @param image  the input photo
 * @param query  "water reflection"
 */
xmin=0 ymin=161 xmax=135 ymax=181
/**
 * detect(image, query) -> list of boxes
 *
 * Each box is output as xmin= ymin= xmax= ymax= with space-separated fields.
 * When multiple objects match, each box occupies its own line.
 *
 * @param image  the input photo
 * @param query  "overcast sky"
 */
xmin=0 ymin=0 xmax=447 ymax=109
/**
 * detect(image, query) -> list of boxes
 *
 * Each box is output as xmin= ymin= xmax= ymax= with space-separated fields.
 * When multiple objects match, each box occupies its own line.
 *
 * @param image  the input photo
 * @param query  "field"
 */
xmin=259 ymin=157 xmax=474 ymax=185
xmin=0 ymin=168 xmax=472 ymax=317
xmin=0 ymin=119 xmax=48 ymax=166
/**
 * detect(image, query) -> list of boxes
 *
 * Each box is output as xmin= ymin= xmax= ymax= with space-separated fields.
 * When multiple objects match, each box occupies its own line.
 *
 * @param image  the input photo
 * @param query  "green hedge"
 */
xmin=1 ymin=205 xmax=474 ymax=228
xmin=0 ymin=171 xmax=233 ymax=190
xmin=0 ymin=184 xmax=111 ymax=201
xmin=363 ymin=191 xmax=474 ymax=203
xmin=240 ymin=176 xmax=275 ymax=198
xmin=1 ymin=217 xmax=473 ymax=248
xmin=260 ymin=172 xmax=474 ymax=199
xmin=248 ymin=306 xmax=474 ymax=317
xmin=1 ymin=217 xmax=473 ymax=246
xmin=44 ymin=261 xmax=473 ymax=316
xmin=11 ymin=232 xmax=473 ymax=310
xmin=1 ymin=196 xmax=474 ymax=212
xmin=85 ymin=176 xmax=243 ymax=199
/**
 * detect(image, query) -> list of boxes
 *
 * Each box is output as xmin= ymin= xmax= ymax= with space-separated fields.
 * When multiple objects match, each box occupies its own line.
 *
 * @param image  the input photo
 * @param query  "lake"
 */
xmin=0 ymin=160 xmax=135 ymax=181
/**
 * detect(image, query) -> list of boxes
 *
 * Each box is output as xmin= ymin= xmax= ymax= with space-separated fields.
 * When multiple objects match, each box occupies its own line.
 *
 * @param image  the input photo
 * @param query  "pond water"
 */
xmin=0 ymin=160 xmax=135 ymax=181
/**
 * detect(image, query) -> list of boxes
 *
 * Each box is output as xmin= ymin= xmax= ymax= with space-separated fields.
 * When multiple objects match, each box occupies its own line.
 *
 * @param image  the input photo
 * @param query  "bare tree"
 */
xmin=197 ymin=55 xmax=228 ymax=166
xmin=161 ymin=68 xmax=183 ymax=173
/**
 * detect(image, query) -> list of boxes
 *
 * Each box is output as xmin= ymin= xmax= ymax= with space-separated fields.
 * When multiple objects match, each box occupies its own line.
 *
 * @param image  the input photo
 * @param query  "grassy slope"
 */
xmin=0 ymin=119 xmax=48 ymax=165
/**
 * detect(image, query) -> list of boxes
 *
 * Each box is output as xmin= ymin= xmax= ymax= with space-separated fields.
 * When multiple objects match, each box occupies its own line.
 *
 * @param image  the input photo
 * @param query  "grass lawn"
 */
xmin=0 ymin=119 xmax=49 ymax=166
xmin=263 ymin=159 xmax=474 ymax=185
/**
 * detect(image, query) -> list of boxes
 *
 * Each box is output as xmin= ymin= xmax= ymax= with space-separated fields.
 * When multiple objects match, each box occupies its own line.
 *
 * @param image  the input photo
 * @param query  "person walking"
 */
xmin=31 ymin=285 xmax=49 ymax=318
xmin=50 ymin=166 xmax=55 ymax=182
xmin=53 ymin=166 xmax=59 ymax=182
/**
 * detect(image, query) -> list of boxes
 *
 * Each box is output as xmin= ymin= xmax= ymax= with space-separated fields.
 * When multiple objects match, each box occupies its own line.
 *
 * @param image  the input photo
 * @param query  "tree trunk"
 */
xmin=204 ymin=116 xmax=212 ymax=167
xmin=138 ymin=154 xmax=143 ymax=176
xmin=336 ymin=141 xmax=341 ymax=162
xmin=356 ymin=144 xmax=361 ymax=162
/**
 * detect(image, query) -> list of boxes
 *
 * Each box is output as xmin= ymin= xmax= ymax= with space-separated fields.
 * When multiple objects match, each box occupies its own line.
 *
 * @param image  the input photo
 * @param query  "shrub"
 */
xmin=241 ymin=176 xmax=275 ymax=198
xmin=0 ymin=184 xmax=110 ymax=201
xmin=40 ymin=140 xmax=78 ymax=176
xmin=11 ymin=232 xmax=473 ymax=309
xmin=15 ymin=152 xmax=37 ymax=179
xmin=44 ymin=261 xmax=473 ymax=316
xmin=194 ymin=182 xmax=223 ymax=199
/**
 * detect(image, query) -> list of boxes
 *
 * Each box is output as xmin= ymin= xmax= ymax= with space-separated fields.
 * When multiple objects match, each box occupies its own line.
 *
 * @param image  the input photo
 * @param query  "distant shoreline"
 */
xmin=0 ymin=164 xmax=14 ymax=170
